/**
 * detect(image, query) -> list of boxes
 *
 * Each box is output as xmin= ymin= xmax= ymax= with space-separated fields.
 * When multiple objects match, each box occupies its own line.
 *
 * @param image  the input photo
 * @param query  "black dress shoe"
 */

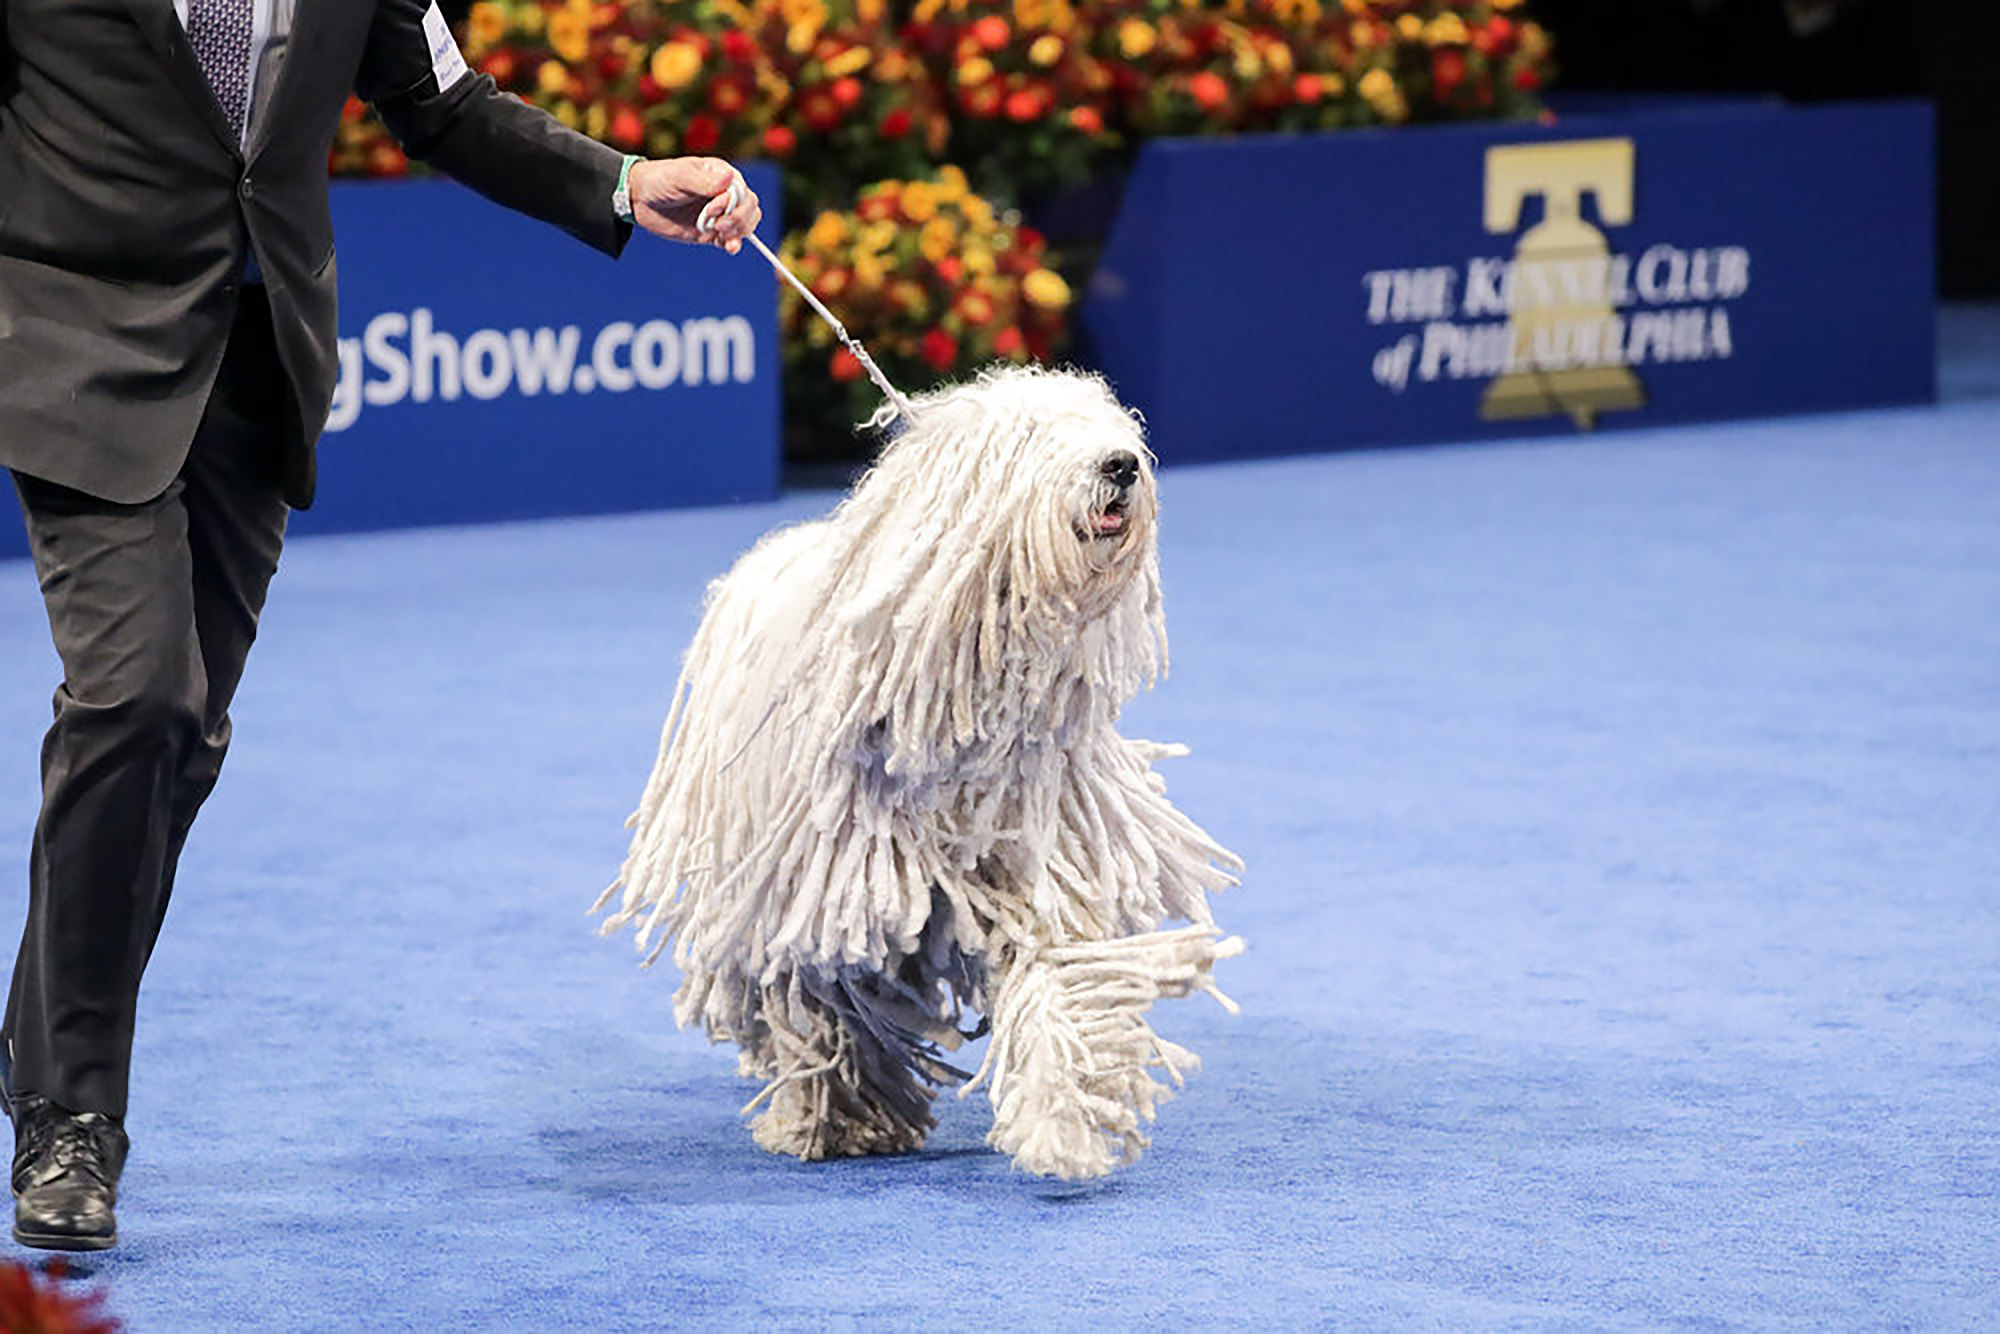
xmin=12 ymin=1097 xmax=127 ymax=1251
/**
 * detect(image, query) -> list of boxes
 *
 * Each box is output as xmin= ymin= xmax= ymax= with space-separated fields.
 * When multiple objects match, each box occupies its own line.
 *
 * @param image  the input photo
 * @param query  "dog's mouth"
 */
xmin=1089 ymin=496 xmax=1130 ymax=538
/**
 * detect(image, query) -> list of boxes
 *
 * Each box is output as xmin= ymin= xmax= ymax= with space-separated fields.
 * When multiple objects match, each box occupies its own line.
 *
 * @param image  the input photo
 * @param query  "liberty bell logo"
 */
xmin=1479 ymin=139 xmax=1646 ymax=429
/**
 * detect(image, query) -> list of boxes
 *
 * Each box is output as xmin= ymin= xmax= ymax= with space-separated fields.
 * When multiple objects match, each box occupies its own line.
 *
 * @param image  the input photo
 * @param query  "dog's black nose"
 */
xmin=1101 ymin=451 xmax=1140 ymax=490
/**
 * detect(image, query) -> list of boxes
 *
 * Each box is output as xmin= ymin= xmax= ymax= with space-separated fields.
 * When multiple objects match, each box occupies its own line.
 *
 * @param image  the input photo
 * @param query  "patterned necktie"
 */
xmin=185 ymin=0 xmax=255 ymax=142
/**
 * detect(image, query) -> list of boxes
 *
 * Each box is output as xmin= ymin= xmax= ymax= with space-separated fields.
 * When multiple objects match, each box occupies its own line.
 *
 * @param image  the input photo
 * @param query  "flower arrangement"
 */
xmin=777 ymin=168 xmax=1072 ymax=438
xmin=898 ymin=0 xmax=1122 ymax=202
xmin=329 ymin=1 xmax=1555 ymax=189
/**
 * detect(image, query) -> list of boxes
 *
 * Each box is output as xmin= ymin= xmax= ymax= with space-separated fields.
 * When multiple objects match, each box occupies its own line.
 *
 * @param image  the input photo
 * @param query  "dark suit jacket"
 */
xmin=0 ymin=0 xmax=631 ymax=507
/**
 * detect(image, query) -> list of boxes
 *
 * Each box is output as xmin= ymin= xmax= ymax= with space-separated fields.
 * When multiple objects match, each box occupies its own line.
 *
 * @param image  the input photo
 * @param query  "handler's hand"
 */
xmin=628 ymin=158 xmax=762 ymax=254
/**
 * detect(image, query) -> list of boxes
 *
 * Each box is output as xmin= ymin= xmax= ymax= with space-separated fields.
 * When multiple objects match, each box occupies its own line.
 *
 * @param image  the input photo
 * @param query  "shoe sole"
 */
xmin=11 ymin=1224 xmax=115 ymax=1251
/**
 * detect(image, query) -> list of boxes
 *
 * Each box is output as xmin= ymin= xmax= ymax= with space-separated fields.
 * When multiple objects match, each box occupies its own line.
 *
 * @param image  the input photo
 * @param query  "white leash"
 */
xmin=700 ymin=177 xmax=916 ymax=423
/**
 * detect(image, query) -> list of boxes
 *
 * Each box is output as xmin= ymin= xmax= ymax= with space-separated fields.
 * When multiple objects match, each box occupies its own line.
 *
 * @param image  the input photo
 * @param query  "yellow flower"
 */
xmin=900 ymin=181 xmax=939 ymax=223
xmin=807 ymin=210 xmax=848 ymax=251
xmin=1350 ymin=19 xmax=1376 ymax=50
xmin=1022 ymin=268 xmax=1071 ymax=309
xmin=854 ymin=254 xmax=886 ymax=291
xmin=554 ymin=99 xmax=579 ymax=129
xmin=1029 ymin=34 xmax=1064 ymax=67
xmin=515 ymin=4 xmax=545 ymax=36
xmin=1491 ymin=0 xmax=1523 ymax=7
xmin=964 ymin=244 xmax=996 ymax=277
xmin=1117 ymin=18 xmax=1157 ymax=59
xmin=961 ymin=194 xmax=995 ymax=230
xmin=857 ymin=0 xmax=886 ymax=19
xmin=537 ymin=59 xmax=571 ymax=97
xmin=1264 ymin=41 xmax=1293 ymax=76
xmin=650 ymin=42 xmax=702 ymax=90
xmin=1358 ymin=67 xmax=1395 ymax=101
xmin=1341 ymin=0 xmax=1369 ymax=10
xmin=935 ymin=164 xmax=969 ymax=203
xmin=787 ymin=20 xmax=819 ymax=54
xmin=466 ymin=2 xmax=507 ymax=52
xmin=1424 ymin=14 xmax=1468 ymax=45
xmin=957 ymin=56 xmax=995 ymax=86
xmin=547 ymin=8 xmax=589 ymax=63
xmin=920 ymin=216 xmax=959 ymax=261
xmin=1321 ymin=72 xmax=1345 ymax=96
xmin=914 ymin=0 xmax=946 ymax=20
xmin=1395 ymin=13 xmax=1422 ymax=40
xmin=858 ymin=219 xmax=897 ymax=253
xmin=825 ymin=45 xmax=871 ymax=78
xmin=585 ymin=102 xmax=608 ymax=140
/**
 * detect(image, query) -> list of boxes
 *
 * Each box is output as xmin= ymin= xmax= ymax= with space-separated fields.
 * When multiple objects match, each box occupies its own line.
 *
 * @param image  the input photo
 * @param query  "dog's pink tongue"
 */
xmin=1094 ymin=513 xmax=1125 ymax=534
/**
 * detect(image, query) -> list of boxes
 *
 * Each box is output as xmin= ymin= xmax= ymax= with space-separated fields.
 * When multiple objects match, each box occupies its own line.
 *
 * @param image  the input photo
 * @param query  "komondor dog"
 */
xmin=595 ymin=365 xmax=1242 ymax=1181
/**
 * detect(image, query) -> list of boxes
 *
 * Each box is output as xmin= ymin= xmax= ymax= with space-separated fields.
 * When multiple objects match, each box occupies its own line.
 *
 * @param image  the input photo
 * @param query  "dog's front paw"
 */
xmin=748 ymin=1071 xmax=934 ymax=1161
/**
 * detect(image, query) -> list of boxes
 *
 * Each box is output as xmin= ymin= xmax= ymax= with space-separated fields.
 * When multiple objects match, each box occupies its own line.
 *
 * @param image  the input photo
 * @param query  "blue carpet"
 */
xmin=2 ymin=397 xmax=1997 ymax=1328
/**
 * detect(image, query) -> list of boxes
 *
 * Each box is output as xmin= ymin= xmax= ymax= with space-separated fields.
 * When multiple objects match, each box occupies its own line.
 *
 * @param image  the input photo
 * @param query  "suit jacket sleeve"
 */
xmin=356 ymin=0 xmax=633 ymax=258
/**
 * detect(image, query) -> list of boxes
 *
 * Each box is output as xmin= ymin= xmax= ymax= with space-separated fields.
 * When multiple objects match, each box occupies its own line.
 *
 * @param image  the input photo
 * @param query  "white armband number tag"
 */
xmin=421 ymin=2 xmax=471 ymax=92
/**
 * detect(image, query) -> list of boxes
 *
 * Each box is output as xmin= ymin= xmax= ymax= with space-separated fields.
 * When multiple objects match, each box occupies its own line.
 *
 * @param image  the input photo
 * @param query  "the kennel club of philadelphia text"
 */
xmin=1366 ymin=243 xmax=1753 ymax=394
xmin=326 ymin=308 xmax=758 ymax=431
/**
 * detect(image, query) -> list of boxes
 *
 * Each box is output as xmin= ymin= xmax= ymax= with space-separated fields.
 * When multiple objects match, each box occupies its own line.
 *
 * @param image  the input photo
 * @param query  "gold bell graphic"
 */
xmin=1480 ymin=139 xmax=1646 ymax=430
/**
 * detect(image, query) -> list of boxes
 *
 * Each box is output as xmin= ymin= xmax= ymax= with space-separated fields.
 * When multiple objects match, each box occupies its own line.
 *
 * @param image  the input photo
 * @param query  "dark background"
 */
xmin=1537 ymin=0 xmax=2000 ymax=296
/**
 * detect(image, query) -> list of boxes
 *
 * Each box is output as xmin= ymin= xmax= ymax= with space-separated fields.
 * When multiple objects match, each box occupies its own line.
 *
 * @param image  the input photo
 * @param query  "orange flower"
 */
xmin=830 ymin=348 xmax=864 ymax=381
xmin=1069 ymin=104 xmax=1103 ymax=133
xmin=764 ymin=124 xmax=798 ymax=155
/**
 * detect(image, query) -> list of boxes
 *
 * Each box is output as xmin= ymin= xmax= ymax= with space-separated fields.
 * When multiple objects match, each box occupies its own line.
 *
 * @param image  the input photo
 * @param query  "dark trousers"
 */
xmin=4 ymin=288 xmax=290 ymax=1119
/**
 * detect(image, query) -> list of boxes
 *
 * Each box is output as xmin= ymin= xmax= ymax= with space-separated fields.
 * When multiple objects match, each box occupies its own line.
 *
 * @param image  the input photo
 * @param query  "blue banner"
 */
xmin=2 ymin=167 xmax=781 ymax=559
xmin=1080 ymin=101 xmax=1936 ymax=464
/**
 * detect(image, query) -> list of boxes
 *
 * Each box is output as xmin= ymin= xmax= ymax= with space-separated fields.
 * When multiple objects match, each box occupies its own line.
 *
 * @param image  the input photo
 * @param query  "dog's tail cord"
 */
xmin=701 ymin=176 xmax=916 ymax=423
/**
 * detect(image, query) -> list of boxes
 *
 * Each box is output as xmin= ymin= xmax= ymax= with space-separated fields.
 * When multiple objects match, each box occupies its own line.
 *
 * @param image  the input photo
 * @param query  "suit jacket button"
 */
xmin=240 ymin=177 xmax=255 ymax=199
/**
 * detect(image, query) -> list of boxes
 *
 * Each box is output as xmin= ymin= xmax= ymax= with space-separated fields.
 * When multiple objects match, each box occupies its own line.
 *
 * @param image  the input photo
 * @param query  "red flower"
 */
xmin=858 ymin=192 xmax=898 ymax=222
xmin=1474 ymin=16 xmax=1517 ymax=55
xmin=800 ymin=88 xmax=842 ymax=130
xmin=921 ymin=328 xmax=959 ymax=370
xmin=637 ymin=74 xmax=665 ymax=105
xmin=1432 ymin=49 xmax=1466 ymax=93
xmin=972 ymin=15 xmax=1010 ymax=51
xmin=763 ymin=124 xmax=797 ymax=155
xmin=934 ymin=254 xmax=964 ymax=283
xmin=1016 ymin=225 xmax=1045 ymax=250
xmin=1293 ymin=73 xmax=1322 ymax=102
xmin=830 ymin=348 xmax=864 ymax=382
xmin=1187 ymin=70 xmax=1229 ymax=112
xmin=1004 ymin=88 xmax=1043 ymax=122
xmin=683 ymin=114 xmax=721 ymax=152
xmin=709 ymin=76 xmax=750 ymax=116
xmin=1514 ymin=65 xmax=1542 ymax=92
xmin=609 ymin=107 xmax=645 ymax=150
xmin=831 ymin=76 xmax=864 ymax=110
xmin=480 ymin=51 xmax=517 ymax=85
xmin=1068 ymin=105 xmax=1103 ymax=134
xmin=722 ymin=29 xmax=757 ymax=64
xmin=881 ymin=106 xmax=913 ymax=138
xmin=993 ymin=325 xmax=1025 ymax=357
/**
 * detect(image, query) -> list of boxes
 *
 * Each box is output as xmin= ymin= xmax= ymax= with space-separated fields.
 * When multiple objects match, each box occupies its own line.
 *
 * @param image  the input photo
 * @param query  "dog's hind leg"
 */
xmin=742 ymin=966 xmax=969 ymax=1160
